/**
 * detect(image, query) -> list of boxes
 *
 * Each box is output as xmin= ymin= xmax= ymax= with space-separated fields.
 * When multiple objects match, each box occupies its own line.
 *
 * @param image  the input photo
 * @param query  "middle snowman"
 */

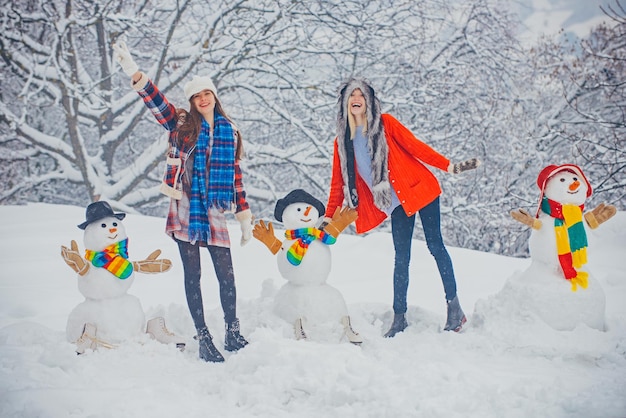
xmin=253 ymin=189 xmax=362 ymax=344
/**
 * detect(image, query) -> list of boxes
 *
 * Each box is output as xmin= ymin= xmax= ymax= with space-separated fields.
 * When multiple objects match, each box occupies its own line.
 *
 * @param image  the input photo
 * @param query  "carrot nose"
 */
xmin=109 ymin=228 xmax=117 ymax=233
xmin=569 ymin=180 xmax=580 ymax=191
xmin=303 ymin=206 xmax=311 ymax=216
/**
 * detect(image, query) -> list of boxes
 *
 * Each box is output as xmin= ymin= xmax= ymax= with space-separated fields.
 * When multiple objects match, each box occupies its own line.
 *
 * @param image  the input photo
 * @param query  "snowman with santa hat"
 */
xmin=509 ymin=164 xmax=616 ymax=330
xmin=253 ymin=189 xmax=363 ymax=344
xmin=61 ymin=201 xmax=185 ymax=354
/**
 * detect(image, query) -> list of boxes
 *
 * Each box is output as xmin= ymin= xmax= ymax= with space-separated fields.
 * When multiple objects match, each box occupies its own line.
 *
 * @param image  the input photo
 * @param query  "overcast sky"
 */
xmin=512 ymin=0 xmax=614 ymax=43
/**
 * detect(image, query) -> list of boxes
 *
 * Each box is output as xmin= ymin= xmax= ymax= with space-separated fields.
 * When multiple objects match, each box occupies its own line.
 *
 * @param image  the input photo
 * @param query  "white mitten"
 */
xmin=235 ymin=209 xmax=253 ymax=246
xmin=448 ymin=158 xmax=481 ymax=174
xmin=112 ymin=41 xmax=139 ymax=76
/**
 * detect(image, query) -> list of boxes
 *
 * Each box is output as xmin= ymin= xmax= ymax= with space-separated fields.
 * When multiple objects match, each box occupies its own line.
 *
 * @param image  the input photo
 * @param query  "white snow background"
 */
xmin=0 ymin=203 xmax=625 ymax=418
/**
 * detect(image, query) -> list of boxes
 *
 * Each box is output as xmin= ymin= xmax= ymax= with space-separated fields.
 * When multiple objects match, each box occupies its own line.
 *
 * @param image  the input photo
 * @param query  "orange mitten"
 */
xmin=510 ymin=208 xmax=542 ymax=230
xmin=61 ymin=240 xmax=90 ymax=276
xmin=584 ymin=203 xmax=617 ymax=229
xmin=253 ymin=220 xmax=282 ymax=254
xmin=324 ymin=206 xmax=358 ymax=238
xmin=132 ymin=249 xmax=172 ymax=273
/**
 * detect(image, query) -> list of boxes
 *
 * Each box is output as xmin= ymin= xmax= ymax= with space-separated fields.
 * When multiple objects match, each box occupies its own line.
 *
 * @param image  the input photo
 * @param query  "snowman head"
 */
xmin=83 ymin=216 xmax=128 ymax=251
xmin=274 ymin=189 xmax=326 ymax=229
xmin=281 ymin=202 xmax=322 ymax=230
xmin=78 ymin=201 xmax=128 ymax=251
xmin=535 ymin=164 xmax=592 ymax=216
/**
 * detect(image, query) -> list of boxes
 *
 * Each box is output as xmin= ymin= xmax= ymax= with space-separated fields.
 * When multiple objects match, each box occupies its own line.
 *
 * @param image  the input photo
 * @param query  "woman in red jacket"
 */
xmin=325 ymin=78 xmax=480 ymax=336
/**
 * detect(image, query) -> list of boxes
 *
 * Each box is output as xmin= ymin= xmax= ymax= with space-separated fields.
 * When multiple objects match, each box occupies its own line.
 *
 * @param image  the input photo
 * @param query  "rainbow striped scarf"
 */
xmin=284 ymin=228 xmax=337 ymax=266
xmin=84 ymin=238 xmax=133 ymax=280
xmin=541 ymin=198 xmax=588 ymax=291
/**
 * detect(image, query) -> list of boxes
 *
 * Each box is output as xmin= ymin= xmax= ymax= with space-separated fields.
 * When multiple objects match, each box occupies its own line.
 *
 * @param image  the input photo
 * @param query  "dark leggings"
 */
xmin=391 ymin=197 xmax=457 ymax=314
xmin=176 ymin=240 xmax=238 ymax=332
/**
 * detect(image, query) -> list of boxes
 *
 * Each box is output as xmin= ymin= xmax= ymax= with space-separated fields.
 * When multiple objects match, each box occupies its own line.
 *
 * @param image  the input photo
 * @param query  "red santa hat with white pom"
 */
xmin=534 ymin=164 xmax=592 ymax=217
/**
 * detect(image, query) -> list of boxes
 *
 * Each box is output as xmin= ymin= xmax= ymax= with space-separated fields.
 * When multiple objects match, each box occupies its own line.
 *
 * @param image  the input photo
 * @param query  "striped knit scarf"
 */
xmin=189 ymin=115 xmax=235 ymax=243
xmin=284 ymin=228 xmax=337 ymax=266
xmin=541 ymin=197 xmax=589 ymax=291
xmin=84 ymin=238 xmax=133 ymax=280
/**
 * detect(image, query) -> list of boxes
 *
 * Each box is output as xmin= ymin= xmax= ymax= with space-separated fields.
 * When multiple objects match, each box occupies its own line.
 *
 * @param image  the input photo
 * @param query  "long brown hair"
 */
xmin=176 ymin=96 xmax=244 ymax=160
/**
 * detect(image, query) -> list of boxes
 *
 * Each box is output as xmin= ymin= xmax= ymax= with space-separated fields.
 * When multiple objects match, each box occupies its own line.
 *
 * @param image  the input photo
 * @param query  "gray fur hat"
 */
xmin=336 ymin=78 xmax=391 ymax=211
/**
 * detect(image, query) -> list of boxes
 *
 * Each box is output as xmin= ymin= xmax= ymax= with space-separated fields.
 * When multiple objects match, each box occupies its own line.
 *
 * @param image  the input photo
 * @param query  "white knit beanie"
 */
xmin=183 ymin=75 xmax=218 ymax=101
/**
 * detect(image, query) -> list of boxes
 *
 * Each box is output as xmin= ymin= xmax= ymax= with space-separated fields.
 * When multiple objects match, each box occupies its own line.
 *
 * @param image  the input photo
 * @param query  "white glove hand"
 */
xmin=236 ymin=209 xmax=253 ymax=246
xmin=112 ymin=41 xmax=139 ymax=77
xmin=448 ymin=158 xmax=481 ymax=174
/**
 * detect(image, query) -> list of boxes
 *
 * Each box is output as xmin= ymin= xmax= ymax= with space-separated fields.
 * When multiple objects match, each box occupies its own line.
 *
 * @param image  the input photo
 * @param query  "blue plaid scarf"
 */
xmin=188 ymin=114 xmax=235 ymax=242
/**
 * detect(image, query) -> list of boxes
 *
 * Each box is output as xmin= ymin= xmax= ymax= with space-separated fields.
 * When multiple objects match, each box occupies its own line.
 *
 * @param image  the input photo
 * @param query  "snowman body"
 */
xmin=66 ymin=216 xmax=146 ymax=343
xmin=273 ymin=203 xmax=349 ymax=340
xmin=520 ymin=169 xmax=606 ymax=330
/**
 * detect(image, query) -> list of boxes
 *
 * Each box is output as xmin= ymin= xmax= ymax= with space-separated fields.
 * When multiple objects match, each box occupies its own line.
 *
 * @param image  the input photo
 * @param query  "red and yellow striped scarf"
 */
xmin=84 ymin=238 xmax=133 ymax=280
xmin=541 ymin=198 xmax=588 ymax=291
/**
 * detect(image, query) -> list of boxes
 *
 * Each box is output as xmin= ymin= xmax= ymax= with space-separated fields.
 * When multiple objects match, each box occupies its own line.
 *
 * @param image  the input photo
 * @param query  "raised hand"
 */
xmin=253 ymin=220 xmax=282 ymax=254
xmin=112 ymin=40 xmax=139 ymax=77
xmin=132 ymin=249 xmax=172 ymax=273
xmin=584 ymin=202 xmax=617 ymax=229
xmin=61 ymin=240 xmax=90 ymax=276
xmin=324 ymin=206 xmax=358 ymax=238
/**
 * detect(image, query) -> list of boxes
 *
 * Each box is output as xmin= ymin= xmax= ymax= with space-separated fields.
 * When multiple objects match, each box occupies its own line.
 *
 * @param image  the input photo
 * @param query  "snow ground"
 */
xmin=1 ymin=203 xmax=625 ymax=418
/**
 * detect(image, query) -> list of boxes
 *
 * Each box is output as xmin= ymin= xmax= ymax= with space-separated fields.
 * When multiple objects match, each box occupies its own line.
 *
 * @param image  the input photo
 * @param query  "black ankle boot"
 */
xmin=195 ymin=328 xmax=225 ymax=362
xmin=384 ymin=313 xmax=408 ymax=338
xmin=444 ymin=295 xmax=467 ymax=332
xmin=224 ymin=318 xmax=248 ymax=352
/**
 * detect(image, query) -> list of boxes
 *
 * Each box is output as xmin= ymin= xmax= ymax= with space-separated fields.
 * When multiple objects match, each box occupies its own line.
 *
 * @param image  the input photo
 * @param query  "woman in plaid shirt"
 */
xmin=113 ymin=41 xmax=253 ymax=363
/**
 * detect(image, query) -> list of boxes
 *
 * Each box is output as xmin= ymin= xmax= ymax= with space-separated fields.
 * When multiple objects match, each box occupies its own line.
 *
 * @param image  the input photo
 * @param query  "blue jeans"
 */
xmin=176 ymin=240 xmax=238 ymax=332
xmin=391 ymin=197 xmax=457 ymax=314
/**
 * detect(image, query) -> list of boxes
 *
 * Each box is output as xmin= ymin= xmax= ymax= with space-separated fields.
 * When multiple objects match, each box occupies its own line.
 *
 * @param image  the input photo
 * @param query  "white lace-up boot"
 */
xmin=341 ymin=316 xmax=363 ymax=345
xmin=146 ymin=317 xmax=186 ymax=351
xmin=75 ymin=323 xmax=97 ymax=355
xmin=75 ymin=323 xmax=116 ymax=354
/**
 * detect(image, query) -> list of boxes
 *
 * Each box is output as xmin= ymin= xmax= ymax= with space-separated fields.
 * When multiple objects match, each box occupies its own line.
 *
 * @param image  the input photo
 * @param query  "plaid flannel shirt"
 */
xmin=135 ymin=76 xmax=249 ymax=247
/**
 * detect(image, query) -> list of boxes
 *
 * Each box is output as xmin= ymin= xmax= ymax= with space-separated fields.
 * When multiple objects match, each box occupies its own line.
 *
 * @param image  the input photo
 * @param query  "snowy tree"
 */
xmin=0 ymin=0 xmax=340 ymax=213
xmin=494 ymin=2 xmax=626 ymax=256
xmin=550 ymin=5 xmax=626 ymax=206
xmin=0 ymin=0 xmax=524 ymax=218
xmin=4 ymin=0 xmax=619 ymax=257
xmin=352 ymin=0 xmax=533 ymax=255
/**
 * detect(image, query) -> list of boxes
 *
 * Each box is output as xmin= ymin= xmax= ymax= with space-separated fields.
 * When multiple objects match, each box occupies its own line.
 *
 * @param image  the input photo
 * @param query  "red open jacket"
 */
xmin=326 ymin=114 xmax=450 ymax=233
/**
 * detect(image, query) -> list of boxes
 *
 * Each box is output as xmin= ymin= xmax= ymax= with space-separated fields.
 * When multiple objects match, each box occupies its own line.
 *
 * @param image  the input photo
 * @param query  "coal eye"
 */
xmin=297 ymin=208 xmax=302 ymax=212
xmin=560 ymin=178 xmax=566 ymax=182
xmin=573 ymin=177 xmax=578 ymax=181
xmin=112 ymin=222 xmax=118 ymax=227
xmin=101 ymin=223 xmax=107 ymax=228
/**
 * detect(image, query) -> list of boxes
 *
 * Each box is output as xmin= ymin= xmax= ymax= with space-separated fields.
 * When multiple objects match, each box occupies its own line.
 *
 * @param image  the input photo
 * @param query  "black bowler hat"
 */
xmin=78 ymin=201 xmax=126 ymax=230
xmin=274 ymin=189 xmax=326 ymax=222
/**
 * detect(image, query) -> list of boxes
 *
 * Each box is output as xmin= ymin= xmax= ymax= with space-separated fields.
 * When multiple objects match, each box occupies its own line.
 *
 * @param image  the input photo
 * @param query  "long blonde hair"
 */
xmin=347 ymin=99 xmax=368 ymax=140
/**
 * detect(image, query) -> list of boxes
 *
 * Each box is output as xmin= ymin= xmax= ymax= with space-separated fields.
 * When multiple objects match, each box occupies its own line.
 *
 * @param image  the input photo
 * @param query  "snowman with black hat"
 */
xmin=253 ymin=189 xmax=363 ymax=344
xmin=61 ymin=201 xmax=185 ymax=354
